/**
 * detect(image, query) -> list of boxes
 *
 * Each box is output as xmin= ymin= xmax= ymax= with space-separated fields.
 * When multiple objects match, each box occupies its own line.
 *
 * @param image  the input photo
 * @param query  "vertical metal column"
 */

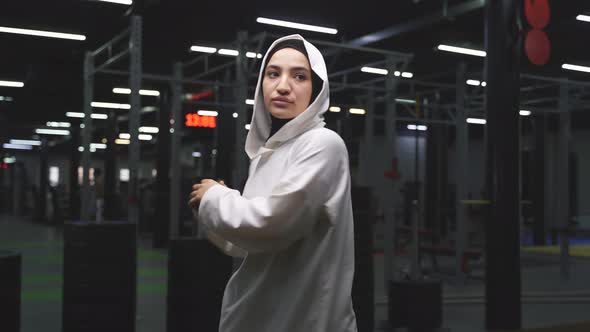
xmin=154 ymin=89 xmax=171 ymax=247
xmin=454 ymin=63 xmax=468 ymax=284
xmin=410 ymin=97 xmax=421 ymax=281
xmin=360 ymin=89 xmax=375 ymax=185
xmin=557 ymin=83 xmax=571 ymax=279
xmin=533 ymin=113 xmax=546 ymax=245
xmin=104 ymin=110 xmax=118 ymax=221
xmin=38 ymin=138 xmax=49 ymax=223
xmin=128 ymin=15 xmax=142 ymax=226
xmin=233 ymin=31 xmax=249 ymax=192
xmin=69 ymin=126 xmax=81 ymax=220
xmin=484 ymin=0 xmax=522 ymax=329
xmin=217 ymin=74 xmax=237 ymax=185
xmin=383 ymin=56 xmax=399 ymax=287
xmin=81 ymin=52 xmax=94 ymax=222
xmin=169 ymin=63 xmax=182 ymax=239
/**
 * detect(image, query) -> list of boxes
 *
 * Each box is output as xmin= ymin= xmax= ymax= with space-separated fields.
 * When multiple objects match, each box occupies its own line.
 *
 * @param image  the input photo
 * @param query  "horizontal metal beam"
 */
xmin=522 ymin=73 xmax=590 ymax=88
xmin=94 ymin=49 xmax=130 ymax=74
xmin=96 ymin=69 xmax=235 ymax=87
xmin=91 ymin=28 xmax=130 ymax=58
xmin=267 ymin=33 xmax=412 ymax=58
xmin=182 ymin=53 xmax=209 ymax=70
xmin=190 ymin=61 xmax=234 ymax=80
xmin=347 ymin=0 xmax=485 ymax=46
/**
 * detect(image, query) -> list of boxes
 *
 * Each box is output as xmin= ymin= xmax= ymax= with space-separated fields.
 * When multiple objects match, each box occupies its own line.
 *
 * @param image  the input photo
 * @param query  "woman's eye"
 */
xmin=294 ymin=74 xmax=307 ymax=80
xmin=267 ymin=71 xmax=279 ymax=78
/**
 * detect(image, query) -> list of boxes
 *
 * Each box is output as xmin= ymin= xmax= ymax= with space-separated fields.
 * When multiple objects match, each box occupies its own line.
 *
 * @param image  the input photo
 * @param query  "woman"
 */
xmin=189 ymin=34 xmax=358 ymax=332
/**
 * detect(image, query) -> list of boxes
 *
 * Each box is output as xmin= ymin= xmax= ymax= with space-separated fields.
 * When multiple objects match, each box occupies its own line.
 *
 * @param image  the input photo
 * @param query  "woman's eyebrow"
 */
xmin=266 ymin=64 xmax=310 ymax=72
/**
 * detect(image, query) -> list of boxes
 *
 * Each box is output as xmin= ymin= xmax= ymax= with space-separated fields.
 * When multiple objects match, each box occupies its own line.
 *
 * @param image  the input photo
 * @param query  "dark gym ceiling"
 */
xmin=0 ymin=0 xmax=588 ymax=143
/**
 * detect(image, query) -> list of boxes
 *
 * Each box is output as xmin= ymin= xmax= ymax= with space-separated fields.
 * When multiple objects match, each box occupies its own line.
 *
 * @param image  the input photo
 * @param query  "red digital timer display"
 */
xmin=185 ymin=114 xmax=216 ymax=128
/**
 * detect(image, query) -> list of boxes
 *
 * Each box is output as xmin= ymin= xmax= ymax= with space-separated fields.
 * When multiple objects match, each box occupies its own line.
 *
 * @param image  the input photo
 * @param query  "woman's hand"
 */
xmin=188 ymin=179 xmax=226 ymax=209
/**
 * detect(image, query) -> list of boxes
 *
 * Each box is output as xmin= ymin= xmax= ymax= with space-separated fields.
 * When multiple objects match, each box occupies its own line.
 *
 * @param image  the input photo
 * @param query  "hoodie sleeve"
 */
xmin=197 ymin=131 xmax=349 ymax=253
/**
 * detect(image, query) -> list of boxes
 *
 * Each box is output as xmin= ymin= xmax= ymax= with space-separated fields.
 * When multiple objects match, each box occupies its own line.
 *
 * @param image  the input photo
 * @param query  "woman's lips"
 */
xmin=271 ymin=99 xmax=291 ymax=107
xmin=271 ymin=98 xmax=292 ymax=107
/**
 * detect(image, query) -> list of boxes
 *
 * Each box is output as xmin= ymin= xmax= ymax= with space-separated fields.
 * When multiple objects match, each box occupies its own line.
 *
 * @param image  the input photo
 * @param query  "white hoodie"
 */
xmin=197 ymin=34 xmax=358 ymax=332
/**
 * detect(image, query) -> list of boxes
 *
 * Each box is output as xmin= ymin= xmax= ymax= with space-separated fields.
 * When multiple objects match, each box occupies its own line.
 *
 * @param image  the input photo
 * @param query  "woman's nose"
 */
xmin=276 ymin=76 xmax=291 ymax=94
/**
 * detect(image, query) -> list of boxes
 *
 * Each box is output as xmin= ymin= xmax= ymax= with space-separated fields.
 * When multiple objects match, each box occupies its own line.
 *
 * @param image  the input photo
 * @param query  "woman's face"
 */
xmin=262 ymin=48 xmax=313 ymax=119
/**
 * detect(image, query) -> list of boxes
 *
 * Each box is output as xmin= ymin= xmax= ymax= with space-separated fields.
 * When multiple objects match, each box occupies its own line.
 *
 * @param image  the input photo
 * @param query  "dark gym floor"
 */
xmin=2 ymin=214 xmax=590 ymax=332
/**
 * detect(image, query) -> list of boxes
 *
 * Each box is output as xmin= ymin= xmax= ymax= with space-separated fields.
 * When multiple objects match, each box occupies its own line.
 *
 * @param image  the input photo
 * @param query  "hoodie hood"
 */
xmin=245 ymin=34 xmax=330 ymax=159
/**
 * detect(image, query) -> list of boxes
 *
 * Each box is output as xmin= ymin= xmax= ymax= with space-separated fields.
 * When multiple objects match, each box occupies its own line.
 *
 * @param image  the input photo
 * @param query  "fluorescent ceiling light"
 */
xmin=192 ymin=152 xmax=202 ymax=158
xmin=97 ymin=0 xmax=132 ymax=5
xmin=91 ymin=102 xmax=131 ymax=109
xmin=349 ymin=108 xmax=366 ymax=115
xmin=407 ymin=124 xmax=428 ymax=131
xmin=395 ymin=98 xmax=416 ymax=104
xmin=3 ymin=143 xmax=32 ymax=150
xmin=0 ymin=96 xmax=14 ymax=101
xmin=10 ymin=139 xmax=41 ymax=146
xmin=245 ymin=99 xmax=255 ymax=105
xmin=190 ymin=45 xmax=217 ymax=53
xmin=466 ymin=118 xmax=486 ymax=125
xmin=0 ymin=26 xmax=85 ymax=41
xmin=577 ymin=15 xmax=590 ymax=22
xmin=113 ymin=88 xmax=160 ymax=96
xmin=90 ymin=143 xmax=107 ymax=149
xmin=3 ymin=156 xmax=16 ymax=163
xmin=115 ymin=139 xmax=130 ymax=145
xmin=218 ymin=49 xmax=239 ymax=56
xmin=90 ymin=113 xmax=108 ymax=120
xmin=245 ymin=124 xmax=251 ymax=130
xmin=246 ymin=52 xmax=263 ymax=59
xmin=138 ymin=134 xmax=152 ymax=141
xmin=519 ymin=110 xmax=531 ymax=116
xmin=46 ymin=121 xmax=71 ymax=128
xmin=197 ymin=110 xmax=218 ymax=117
xmin=256 ymin=17 xmax=337 ymax=35
xmin=361 ymin=67 xmax=388 ymax=75
xmin=329 ymin=106 xmax=341 ymax=113
xmin=562 ymin=63 xmax=590 ymax=73
xmin=66 ymin=112 xmax=84 ymax=118
xmin=360 ymin=67 xmax=413 ymax=78
xmin=35 ymin=128 xmax=70 ymax=135
xmin=437 ymin=44 xmax=486 ymax=57
xmin=481 ymin=82 xmax=487 ymax=87
xmin=0 ymin=80 xmax=24 ymax=88
xmin=66 ymin=112 xmax=107 ymax=120
xmin=139 ymin=126 xmax=159 ymax=134
xmin=466 ymin=79 xmax=481 ymax=86
xmin=232 ymin=113 xmax=238 ymax=118
xmin=119 ymin=133 xmax=131 ymax=139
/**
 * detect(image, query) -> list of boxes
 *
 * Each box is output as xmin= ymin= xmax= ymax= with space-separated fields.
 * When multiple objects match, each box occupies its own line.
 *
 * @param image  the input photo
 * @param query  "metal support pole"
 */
xmin=360 ymin=89 xmax=375 ymax=185
xmin=169 ymin=63 xmax=182 ymax=240
xmin=154 ymin=90 xmax=171 ymax=247
xmin=81 ymin=52 xmax=94 ymax=222
xmin=484 ymin=0 xmax=522 ymax=329
xmin=233 ymin=31 xmax=249 ymax=192
xmin=532 ymin=113 xmax=546 ymax=245
xmin=128 ymin=15 xmax=142 ymax=226
xmin=104 ymin=110 xmax=118 ymax=221
xmin=38 ymin=138 xmax=48 ymax=223
xmin=557 ymin=83 xmax=571 ymax=280
xmin=383 ymin=56 xmax=399 ymax=288
xmin=455 ymin=63 xmax=468 ymax=284
xmin=69 ymin=125 xmax=81 ymax=220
